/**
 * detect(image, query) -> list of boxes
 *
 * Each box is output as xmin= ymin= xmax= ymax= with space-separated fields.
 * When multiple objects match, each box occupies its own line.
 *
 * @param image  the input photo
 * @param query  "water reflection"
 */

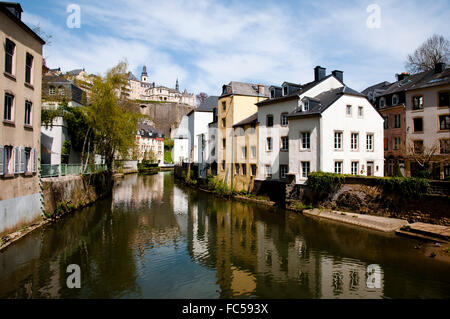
xmin=0 ymin=173 xmax=449 ymax=299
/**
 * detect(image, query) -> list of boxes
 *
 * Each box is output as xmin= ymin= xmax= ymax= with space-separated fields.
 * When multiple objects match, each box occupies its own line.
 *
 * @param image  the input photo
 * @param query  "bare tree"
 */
xmin=405 ymin=34 xmax=450 ymax=74
xmin=196 ymin=92 xmax=208 ymax=105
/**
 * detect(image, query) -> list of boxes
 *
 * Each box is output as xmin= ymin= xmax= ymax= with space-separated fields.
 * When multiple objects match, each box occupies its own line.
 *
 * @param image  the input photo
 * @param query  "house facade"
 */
xmin=172 ymin=115 xmax=189 ymax=164
xmin=256 ymin=66 xmax=344 ymax=181
xmin=231 ymin=112 xmax=259 ymax=191
xmin=0 ymin=2 xmax=44 ymax=235
xmin=187 ymin=109 xmax=214 ymax=164
xmin=288 ymin=87 xmax=384 ymax=184
xmin=366 ymin=63 xmax=450 ymax=179
xmin=217 ymin=82 xmax=269 ymax=186
xmin=135 ymin=121 xmax=164 ymax=164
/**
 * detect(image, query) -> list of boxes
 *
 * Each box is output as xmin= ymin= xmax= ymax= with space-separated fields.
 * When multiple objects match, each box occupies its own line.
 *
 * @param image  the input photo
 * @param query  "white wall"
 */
xmin=289 ymin=94 xmax=384 ymax=184
xmin=188 ymin=111 xmax=213 ymax=163
xmin=173 ymin=138 xmax=189 ymax=164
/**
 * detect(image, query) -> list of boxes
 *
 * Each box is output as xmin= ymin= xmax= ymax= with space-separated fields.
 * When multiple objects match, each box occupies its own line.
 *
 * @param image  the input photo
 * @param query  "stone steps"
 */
xmin=396 ymin=222 xmax=450 ymax=242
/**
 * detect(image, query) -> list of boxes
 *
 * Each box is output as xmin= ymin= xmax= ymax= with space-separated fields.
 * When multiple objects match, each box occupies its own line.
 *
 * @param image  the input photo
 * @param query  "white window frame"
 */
xmin=351 ymin=133 xmax=359 ymax=151
xmin=301 ymin=161 xmax=310 ymax=179
xmin=280 ymin=165 xmax=288 ymax=179
xmin=281 ymin=136 xmax=289 ymax=151
xmin=366 ymin=133 xmax=374 ymax=152
xmin=300 ymin=132 xmax=311 ymax=150
xmin=358 ymin=106 xmax=363 ymax=118
xmin=251 ymin=146 xmax=257 ymax=158
xmin=266 ymin=137 xmax=273 ymax=151
xmin=334 ymin=131 xmax=343 ymax=150
xmin=265 ymin=165 xmax=272 ymax=178
xmin=351 ymin=161 xmax=359 ymax=175
xmin=334 ymin=161 xmax=343 ymax=174
xmin=346 ymin=105 xmax=352 ymax=117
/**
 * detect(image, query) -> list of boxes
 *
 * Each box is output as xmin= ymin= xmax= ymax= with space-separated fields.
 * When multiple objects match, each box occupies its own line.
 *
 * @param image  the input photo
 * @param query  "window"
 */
xmin=211 ymin=147 xmax=215 ymax=157
xmin=4 ymin=93 xmax=14 ymax=121
xmin=334 ymin=132 xmax=342 ymax=150
xmin=335 ymin=161 xmax=343 ymax=174
xmin=384 ymin=138 xmax=389 ymax=151
xmin=366 ymin=134 xmax=374 ymax=151
xmin=283 ymin=86 xmax=288 ymax=96
xmin=25 ymin=53 xmax=33 ymax=84
xmin=303 ymin=100 xmax=310 ymax=111
xmin=3 ymin=146 xmax=13 ymax=174
xmin=393 ymin=137 xmax=401 ymax=150
xmin=439 ymin=92 xmax=449 ymax=107
xmin=270 ymin=89 xmax=275 ymax=99
xmin=358 ymin=106 xmax=363 ymax=117
xmin=266 ymin=137 xmax=272 ymax=151
xmin=5 ymin=39 xmax=15 ymax=74
xmin=281 ymin=136 xmax=289 ymax=151
xmin=301 ymin=132 xmax=310 ymax=150
xmin=379 ymin=98 xmax=385 ymax=108
xmin=58 ymin=86 xmax=65 ymax=96
xmin=394 ymin=114 xmax=401 ymax=128
xmin=280 ymin=165 xmax=288 ymax=179
xmin=414 ymin=140 xmax=424 ymax=153
xmin=24 ymin=148 xmax=31 ymax=173
xmin=440 ymin=139 xmax=450 ymax=154
xmin=439 ymin=115 xmax=450 ymax=130
xmin=265 ymin=165 xmax=272 ymax=178
xmin=281 ymin=113 xmax=288 ymax=126
xmin=251 ymin=164 xmax=257 ymax=176
xmin=222 ymin=138 xmax=226 ymax=149
xmin=351 ymin=162 xmax=359 ymax=175
xmin=242 ymin=164 xmax=247 ymax=175
xmin=266 ymin=115 xmax=273 ymax=127
xmin=392 ymin=95 xmax=399 ymax=105
xmin=351 ymin=133 xmax=359 ymax=150
xmin=222 ymin=118 xmax=226 ymax=128
xmin=222 ymin=160 xmax=226 ymax=170
xmin=383 ymin=116 xmax=389 ymax=129
xmin=251 ymin=146 xmax=257 ymax=158
xmin=49 ymin=86 xmax=56 ymax=95
xmin=301 ymin=162 xmax=310 ymax=178
xmin=346 ymin=105 xmax=352 ymax=116
xmin=412 ymin=95 xmax=424 ymax=110
xmin=235 ymin=163 xmax=240 ymax=175
xmin=413 ymin=118 xmax=423 ymax=132
xmin=24 ymin=101 xmax=32 ymax=125
xmin=241 ymin=146 xmax=247 ymax=159
xmin=222 ymin=102 xmax=226 ymax=111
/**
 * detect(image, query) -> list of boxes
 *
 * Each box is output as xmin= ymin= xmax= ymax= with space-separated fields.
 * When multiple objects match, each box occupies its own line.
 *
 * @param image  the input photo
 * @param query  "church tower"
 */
xmin=141 ymin=65 xmax=148 ymax=83
xmin=175 ymin=78 xmax=179 ymax=92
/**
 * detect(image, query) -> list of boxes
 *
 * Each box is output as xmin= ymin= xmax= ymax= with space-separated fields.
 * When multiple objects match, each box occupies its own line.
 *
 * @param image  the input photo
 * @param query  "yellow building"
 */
xmin=0 ymin=2 xmax=45 ymax=235
xmin=217 ymin=82 xmax=269 ymax=189
xmin=232 ymin=113 xmax=259 ymax=192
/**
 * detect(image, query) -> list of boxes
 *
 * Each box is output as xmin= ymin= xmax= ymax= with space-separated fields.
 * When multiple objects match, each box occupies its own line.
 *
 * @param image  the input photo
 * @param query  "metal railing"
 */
xmin=41 ymin=164 xmax=107 ymax=178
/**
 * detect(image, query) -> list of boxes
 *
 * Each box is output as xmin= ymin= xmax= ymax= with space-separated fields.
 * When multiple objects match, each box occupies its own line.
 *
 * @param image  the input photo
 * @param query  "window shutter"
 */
xmin=32 ymin=148 xmax=37 ymax=173
xmin=0 ymin=145 xmax=3 ymax=175
xmin=14 ymin=146 xmax=20 ymax=174
xmin=20 ymin=147 xmax=26 ymax=173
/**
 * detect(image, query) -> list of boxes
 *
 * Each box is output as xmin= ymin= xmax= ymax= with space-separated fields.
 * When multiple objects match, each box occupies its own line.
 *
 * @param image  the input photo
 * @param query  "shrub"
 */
xmin=307 ymin=172 xmax=345 ymax=201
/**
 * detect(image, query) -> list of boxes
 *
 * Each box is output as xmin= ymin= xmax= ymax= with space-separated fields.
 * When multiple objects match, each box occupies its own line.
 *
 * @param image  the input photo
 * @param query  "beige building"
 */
xmin=231 ymin=113 xmax=259 ymax=191
xmin=217 ymin=82 xmax=269 ymax=189
xmin=0 ymin=2 xmax=44 ymax=235
xmin=127 ymin=66 xmax=196 ymax=107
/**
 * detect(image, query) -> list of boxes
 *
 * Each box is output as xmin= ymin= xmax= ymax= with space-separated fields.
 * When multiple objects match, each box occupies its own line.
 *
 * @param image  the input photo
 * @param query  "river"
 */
xmin=0 ymin=172 xmax=449 ymax=298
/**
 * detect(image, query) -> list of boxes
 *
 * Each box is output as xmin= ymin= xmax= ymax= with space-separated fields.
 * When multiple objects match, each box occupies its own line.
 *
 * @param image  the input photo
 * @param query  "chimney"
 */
xmin=257 ymin=84 xmax=264 ymax=95
xmin=434 ymin=62 xmax=446 ymax=74
xmin=332 ymin=70 xmax=344 ymax=83
xmin=396 ymin=72 xmax=410 ymax=81
xmin=314 ymin=66 xmax=326 ymax=82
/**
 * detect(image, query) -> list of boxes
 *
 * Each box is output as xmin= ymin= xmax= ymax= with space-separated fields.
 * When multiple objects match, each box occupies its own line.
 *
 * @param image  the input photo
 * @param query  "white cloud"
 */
xmin=22 ymin=0 xmax=450 ymax=94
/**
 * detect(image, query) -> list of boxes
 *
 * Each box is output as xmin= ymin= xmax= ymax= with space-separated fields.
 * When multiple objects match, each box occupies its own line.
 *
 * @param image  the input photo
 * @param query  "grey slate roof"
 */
xmin=221 ymin=81 xmax=270 ymax=97
xmin=288 ymin=86 xmax=366 ymax=118
xmin=197 ymin=96 xmax=219 ymax=111
xmin=361 ymin=81 xmax=391 ymax=96
xmin=377 ymin=67 xmax=450 ymax=96
xmin=127 ymin=71 xmax=139 ymax=81
xmin=257 ymin=74 xmax=343 ymax=106
xmin=138 ymin=122 xmax=164 ymax=138
xmin=233 ymin=112 xmax=258 ymax=127
xmin=67 ymin=69 xmax=84 ymax=76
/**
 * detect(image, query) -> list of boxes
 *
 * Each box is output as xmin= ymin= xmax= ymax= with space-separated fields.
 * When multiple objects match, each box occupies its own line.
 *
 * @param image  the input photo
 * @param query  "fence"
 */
xmin=41 ymin=164 xmax=108 ymax=178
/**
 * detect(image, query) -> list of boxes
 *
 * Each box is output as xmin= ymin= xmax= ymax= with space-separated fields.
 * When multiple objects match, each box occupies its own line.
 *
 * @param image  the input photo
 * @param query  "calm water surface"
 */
xmin=0 ymin=172 xmax=449 ymax=299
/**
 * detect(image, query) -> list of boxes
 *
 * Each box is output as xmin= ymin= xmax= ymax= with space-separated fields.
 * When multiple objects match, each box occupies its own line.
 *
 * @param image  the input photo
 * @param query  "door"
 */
xmin=367 ymin=161 xmax=374 ymax=176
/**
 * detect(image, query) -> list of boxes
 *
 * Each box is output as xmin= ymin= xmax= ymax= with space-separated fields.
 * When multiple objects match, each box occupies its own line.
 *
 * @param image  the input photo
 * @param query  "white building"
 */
xmin=126 ymin=66 xmax=196 ymax=107
xmin=187 ymin=108 xmax=214 ymax=164
xmin=257 ymin=66 xmax=384 ymax=183
xmin=172 ymin=115 xmax=189 ymax=164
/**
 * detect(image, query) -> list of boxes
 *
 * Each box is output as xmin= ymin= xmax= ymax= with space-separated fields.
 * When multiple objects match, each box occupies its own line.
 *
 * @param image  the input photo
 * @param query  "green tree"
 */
xmin=87 ymin=61 xmax=141 ymax=171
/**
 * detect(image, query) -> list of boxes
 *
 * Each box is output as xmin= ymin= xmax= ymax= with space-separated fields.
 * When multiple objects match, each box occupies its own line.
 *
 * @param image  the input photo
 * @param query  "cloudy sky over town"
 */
xmin=21 ymin=0 xmax=450 ymax=94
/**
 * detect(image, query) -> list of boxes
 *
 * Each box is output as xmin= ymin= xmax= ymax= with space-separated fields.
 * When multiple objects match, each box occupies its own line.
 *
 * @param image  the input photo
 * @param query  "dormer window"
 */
xmin=392 ymin=94 xmax=399 ymax=105
xmin=271 ymin=89 xmax=275 ymax=99
xmin=283 ymin=86 xmax=288 ymax=96
xmin=303 ymin=100 xmax=310 ymax=111
xmin=379 ymin=97 xmax=385 ymax=108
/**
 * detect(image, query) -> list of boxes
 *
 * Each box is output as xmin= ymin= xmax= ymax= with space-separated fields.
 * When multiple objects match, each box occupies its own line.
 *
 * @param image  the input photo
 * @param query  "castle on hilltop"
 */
xmin=126 ymin=66 xmax=196 ymax=107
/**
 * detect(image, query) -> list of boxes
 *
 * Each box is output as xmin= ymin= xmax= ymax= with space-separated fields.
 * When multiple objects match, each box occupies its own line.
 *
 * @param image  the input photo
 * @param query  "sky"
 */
xmin=20 ymin=0 xmax=450 ymax=96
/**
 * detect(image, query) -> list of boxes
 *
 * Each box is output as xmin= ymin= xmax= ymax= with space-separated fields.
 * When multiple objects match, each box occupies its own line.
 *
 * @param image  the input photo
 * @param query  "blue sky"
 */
xmin=20 ymin=0 xmax=450 ymax=95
